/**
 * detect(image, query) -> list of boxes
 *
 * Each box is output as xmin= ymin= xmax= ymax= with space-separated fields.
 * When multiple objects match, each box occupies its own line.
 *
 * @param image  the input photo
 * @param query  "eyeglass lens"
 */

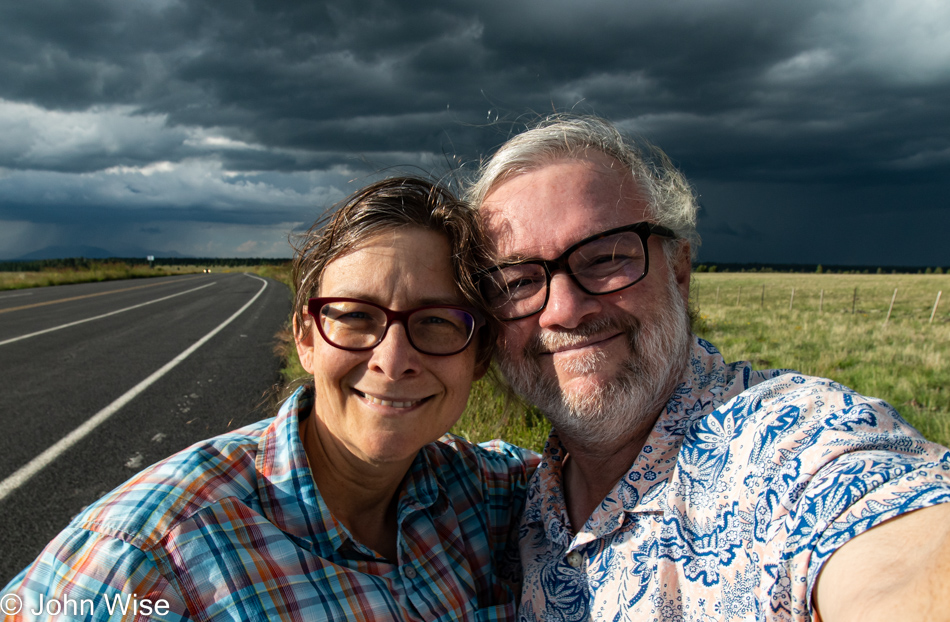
xmin=482 ymin=228 xmax=648 ymax=319
xmin=317 ymin=300 xmax=477 ymax=355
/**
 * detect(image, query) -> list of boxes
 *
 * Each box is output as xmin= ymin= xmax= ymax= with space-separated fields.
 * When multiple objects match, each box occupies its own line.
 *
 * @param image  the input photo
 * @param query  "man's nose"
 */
xmin=537 ymin=272 xmax=602 ymax=330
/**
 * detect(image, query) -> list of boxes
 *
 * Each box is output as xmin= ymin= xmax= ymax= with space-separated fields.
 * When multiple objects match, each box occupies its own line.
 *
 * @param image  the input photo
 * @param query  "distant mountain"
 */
xmin=15 ymin=245 xmax=115 ymax=260
xmin=12 ymin=245 xmax=189 ymax=260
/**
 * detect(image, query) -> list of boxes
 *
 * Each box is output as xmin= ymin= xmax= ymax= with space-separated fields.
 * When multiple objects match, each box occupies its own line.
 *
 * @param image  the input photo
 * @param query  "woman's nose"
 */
xmin=367 ymin=322 xmax=420 ymax=379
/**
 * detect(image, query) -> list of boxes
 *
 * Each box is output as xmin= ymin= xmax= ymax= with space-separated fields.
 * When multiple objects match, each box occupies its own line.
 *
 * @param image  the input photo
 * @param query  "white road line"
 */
xmin=0 ymin=292 xmax=34 ymax=299
xmin=0 ymin=282 xmax=217 ymax=347
xmin=0 ymin=274 xmax=268 ymax=502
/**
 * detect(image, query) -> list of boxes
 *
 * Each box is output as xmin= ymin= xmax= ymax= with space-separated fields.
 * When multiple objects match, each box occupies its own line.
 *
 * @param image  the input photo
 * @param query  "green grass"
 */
xmin=0 ymin=261 xmax=295 ymax=291
xmin=450 ymin=373 xmax=551 ymax=451
xmin=692 ymin=273 xmax=950 ymax=446
xmin=0 ymin=262 xmax=206 ymax=290
xmin=223 ymin=263 xmax=293 ymax=284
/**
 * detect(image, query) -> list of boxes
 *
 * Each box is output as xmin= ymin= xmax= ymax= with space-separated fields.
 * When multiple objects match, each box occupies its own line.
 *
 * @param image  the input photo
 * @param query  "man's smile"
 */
xmin=544 ymin=332 xmax=623 ymax=355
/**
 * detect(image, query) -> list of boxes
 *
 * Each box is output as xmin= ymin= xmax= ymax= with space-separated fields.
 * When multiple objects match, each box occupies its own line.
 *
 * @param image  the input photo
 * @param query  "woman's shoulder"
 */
xmin=424 ymin=434 xmax=540 ymax=480
xmin=72 ymin=418 xmax=274 ymax=551
xmin=417 ymin=436 xmax=540 ymax=538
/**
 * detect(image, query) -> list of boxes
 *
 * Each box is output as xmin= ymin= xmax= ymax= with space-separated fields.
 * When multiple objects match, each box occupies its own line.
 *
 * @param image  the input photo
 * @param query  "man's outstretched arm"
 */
xmin=814 ymin=502 xmax=950 ymax=622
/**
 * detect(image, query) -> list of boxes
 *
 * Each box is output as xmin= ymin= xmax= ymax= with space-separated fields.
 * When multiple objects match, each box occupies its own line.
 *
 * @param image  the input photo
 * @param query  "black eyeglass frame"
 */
xmin=306 ymin=297 xmax=485 ymax=356
xmin=480 ymin=221 xmax=677 ymax=321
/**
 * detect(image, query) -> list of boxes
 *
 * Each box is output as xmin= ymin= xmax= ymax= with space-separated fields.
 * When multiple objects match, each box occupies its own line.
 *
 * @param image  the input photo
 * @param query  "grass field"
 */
xmin=280 ymin=272 xmax=950 ymax=452
xmin=689 ymin=272 xmax=950 ymax=447
xmin=0 ymin=263 xmax=206 ymax=290
xmin=0 ymin=261 xmax=296 ymax=291
xmin=16 ymin=265 xmax=947 ymax=451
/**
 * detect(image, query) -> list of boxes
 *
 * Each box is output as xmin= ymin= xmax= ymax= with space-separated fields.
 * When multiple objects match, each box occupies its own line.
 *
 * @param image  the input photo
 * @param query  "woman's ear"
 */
xmin=294 ymin=311 xmax=316 ymax=375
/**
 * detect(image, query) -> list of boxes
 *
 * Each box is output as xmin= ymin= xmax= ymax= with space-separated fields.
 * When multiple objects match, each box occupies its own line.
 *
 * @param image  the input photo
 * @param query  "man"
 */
xmin=468 ymin=115 xmax=950 ymax=621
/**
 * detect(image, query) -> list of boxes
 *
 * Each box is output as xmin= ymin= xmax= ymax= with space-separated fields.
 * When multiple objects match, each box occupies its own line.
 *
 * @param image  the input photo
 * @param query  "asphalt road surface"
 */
xmin=0 ymin=273 xmax=291 ymax=585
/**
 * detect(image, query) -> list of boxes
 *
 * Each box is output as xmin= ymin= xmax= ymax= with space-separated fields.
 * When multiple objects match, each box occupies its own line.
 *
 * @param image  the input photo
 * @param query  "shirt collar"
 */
xmin=255 ymin=385 xmax=346 ymax=557
xmin=399 ymin=446 xmax=450 ymax=518
xmin=525 ymin=336 xmax=770 ymax=543
xmin=254 ymin=385 xmax=448 ymax=559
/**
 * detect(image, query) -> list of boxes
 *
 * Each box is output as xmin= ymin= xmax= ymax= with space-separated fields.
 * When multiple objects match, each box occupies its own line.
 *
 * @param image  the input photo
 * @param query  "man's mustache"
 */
xmin=524 ymin=316 xmax=642 ymax=358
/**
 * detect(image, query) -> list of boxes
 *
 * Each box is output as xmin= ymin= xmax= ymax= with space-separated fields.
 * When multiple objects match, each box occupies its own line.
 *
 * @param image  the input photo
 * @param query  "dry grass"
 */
xmin=0 ymin=263 xmax=205 ymax=290
xmin=692 ymin=273 xmax=950 ymax=446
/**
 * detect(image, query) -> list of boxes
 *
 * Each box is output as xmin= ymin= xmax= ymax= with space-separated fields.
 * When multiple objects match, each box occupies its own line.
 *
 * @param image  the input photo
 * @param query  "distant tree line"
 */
xmin=1 ymin=257 xmax=945 ymax=276
xmin=0 ymin=257 xmax=292 ymax=272
xmin=692 ymin=263 xmax=946 ymax=275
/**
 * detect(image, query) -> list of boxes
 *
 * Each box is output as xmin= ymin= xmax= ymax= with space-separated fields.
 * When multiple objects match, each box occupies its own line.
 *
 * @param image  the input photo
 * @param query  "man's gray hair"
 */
xmin=466 ymin=114 xmax=701 ymax=258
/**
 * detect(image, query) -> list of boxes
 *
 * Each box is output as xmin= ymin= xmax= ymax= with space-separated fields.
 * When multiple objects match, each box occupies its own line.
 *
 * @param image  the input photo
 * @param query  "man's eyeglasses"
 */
xmin=479 ymin=222 xmax=677 ymax=321
xmin=307 ymin=298 xmax=484 ymax=356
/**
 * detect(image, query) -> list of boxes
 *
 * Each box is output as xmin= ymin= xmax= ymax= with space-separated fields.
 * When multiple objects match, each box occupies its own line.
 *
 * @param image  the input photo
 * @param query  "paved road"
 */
xmin=0 ymin=273 xmax=291 ymax=585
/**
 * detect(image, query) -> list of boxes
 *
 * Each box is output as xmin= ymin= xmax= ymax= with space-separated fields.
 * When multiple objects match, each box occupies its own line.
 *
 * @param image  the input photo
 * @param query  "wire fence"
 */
xmin=692 ymin=278 xmax=946 ymax=324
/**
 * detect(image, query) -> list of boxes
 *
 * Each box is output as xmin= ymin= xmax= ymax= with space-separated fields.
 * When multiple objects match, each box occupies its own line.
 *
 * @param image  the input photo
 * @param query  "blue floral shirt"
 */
xmin=518 ymin=337 xmax=950 ymax=621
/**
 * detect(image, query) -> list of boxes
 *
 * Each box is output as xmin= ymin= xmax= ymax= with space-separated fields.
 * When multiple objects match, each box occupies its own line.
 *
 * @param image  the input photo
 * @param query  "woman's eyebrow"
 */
xmin=329 ymin=292 xmax=466 ymax=307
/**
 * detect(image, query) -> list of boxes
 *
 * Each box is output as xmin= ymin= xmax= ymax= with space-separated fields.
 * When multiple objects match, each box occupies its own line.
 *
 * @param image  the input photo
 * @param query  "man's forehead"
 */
xmin=481 ymin=210 xmax=614 ymax=260
xmin=479 ymin=155 xmax=649 ymax=260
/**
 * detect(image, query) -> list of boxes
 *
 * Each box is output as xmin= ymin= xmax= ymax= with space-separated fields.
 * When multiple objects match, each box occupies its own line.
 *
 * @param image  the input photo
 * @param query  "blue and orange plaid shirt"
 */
xmin=3 ymin=386 xmax=538 ymax=621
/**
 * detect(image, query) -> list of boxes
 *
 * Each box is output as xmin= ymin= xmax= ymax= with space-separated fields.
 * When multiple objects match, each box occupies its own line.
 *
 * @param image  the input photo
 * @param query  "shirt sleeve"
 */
xmin=472 ymin=440 xmax=541 ymax=584
xmin=3 ymin=526 xmax=191 ymax=621
xmin=476 ymin=440 xmax=541 ymax=521
xmin=767 ymin=387 xmax=950 ymax=609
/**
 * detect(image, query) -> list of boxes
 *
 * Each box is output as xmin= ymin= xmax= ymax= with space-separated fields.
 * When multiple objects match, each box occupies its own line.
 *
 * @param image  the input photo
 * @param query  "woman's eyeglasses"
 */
xmin=307 ymin=297 xmax=484 ymax=356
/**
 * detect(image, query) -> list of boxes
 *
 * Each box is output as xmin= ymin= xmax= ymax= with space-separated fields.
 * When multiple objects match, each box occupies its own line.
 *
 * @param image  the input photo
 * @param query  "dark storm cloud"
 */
xmin=1 ymin=0 xmax=948 ymax=262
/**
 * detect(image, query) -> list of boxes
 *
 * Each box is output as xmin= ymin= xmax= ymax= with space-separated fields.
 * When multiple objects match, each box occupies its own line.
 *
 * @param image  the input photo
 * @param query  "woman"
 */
xmin=3 ymin=177 xmax=536 ymax=620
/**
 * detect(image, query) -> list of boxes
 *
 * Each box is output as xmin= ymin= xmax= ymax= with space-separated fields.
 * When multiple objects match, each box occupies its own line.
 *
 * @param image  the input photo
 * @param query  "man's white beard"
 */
xmin=498 ymin=274 xmax=692 ymax=448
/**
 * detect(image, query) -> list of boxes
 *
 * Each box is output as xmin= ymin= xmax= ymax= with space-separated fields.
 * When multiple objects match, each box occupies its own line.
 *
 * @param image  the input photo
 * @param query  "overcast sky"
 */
xmin=1 ymin=0 xmax=948 ymax=265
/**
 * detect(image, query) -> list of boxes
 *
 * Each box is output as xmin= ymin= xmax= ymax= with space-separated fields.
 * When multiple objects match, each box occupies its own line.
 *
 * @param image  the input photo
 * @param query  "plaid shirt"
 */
xmin=519 ymin=336 xmax=950 ymax=621
xmin=3 ymin=386 xmax=538 ymax=621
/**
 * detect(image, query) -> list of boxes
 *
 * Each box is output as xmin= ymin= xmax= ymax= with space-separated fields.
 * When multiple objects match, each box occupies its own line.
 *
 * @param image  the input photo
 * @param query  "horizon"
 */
xmin=2 ymin=254 xmax=946 ymax=275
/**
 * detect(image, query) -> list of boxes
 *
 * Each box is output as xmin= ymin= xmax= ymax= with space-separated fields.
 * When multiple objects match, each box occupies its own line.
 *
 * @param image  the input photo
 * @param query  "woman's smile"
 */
xmin=354 ymin=389 xmax=432 ymax=410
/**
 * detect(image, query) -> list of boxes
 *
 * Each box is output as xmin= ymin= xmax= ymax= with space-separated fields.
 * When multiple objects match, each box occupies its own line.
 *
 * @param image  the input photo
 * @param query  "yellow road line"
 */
xmin=0 ymin=277 xmax=206 ymax=315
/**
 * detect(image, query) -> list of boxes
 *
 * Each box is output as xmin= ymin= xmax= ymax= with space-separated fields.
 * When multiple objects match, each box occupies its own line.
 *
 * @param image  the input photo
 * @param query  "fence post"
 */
xmin=789 ymin=287 xmax=795 ymax=311
xmin=884 ymin=288 xmax=898 ymax=326
xmin=931 ymin=291 xmax=942 ymax=324
xmin=716 ymin=286 xmax=720 ymax=305
xmin=852 ymin=287 xmax=857 ymax=314
xmin=736 ymin=286 xmax=741 ymax=306
xmin=761 ymin=284 xmax=765 ymax=309
xmin=819 ymin=289 xmax=824 ymax=313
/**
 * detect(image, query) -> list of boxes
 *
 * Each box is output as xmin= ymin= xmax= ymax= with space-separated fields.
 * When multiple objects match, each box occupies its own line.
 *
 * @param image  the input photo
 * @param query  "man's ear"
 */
xmin=673 ymin=241 xmax=692 ymax=303
xmin=293 ymin=311 xmax=316 ymax=375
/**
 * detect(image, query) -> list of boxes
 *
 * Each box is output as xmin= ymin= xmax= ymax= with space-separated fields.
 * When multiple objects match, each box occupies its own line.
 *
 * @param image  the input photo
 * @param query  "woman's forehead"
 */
xmin=319 ymin=228 xmax=462 ymax=304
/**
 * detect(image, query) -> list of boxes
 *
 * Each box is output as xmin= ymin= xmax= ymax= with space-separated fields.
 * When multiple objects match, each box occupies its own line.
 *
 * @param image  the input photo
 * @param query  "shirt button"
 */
xmin=404 ymin=566 xmax=417 ymax=579
xmin=566 ymin=551 xmax=583 ymax=568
